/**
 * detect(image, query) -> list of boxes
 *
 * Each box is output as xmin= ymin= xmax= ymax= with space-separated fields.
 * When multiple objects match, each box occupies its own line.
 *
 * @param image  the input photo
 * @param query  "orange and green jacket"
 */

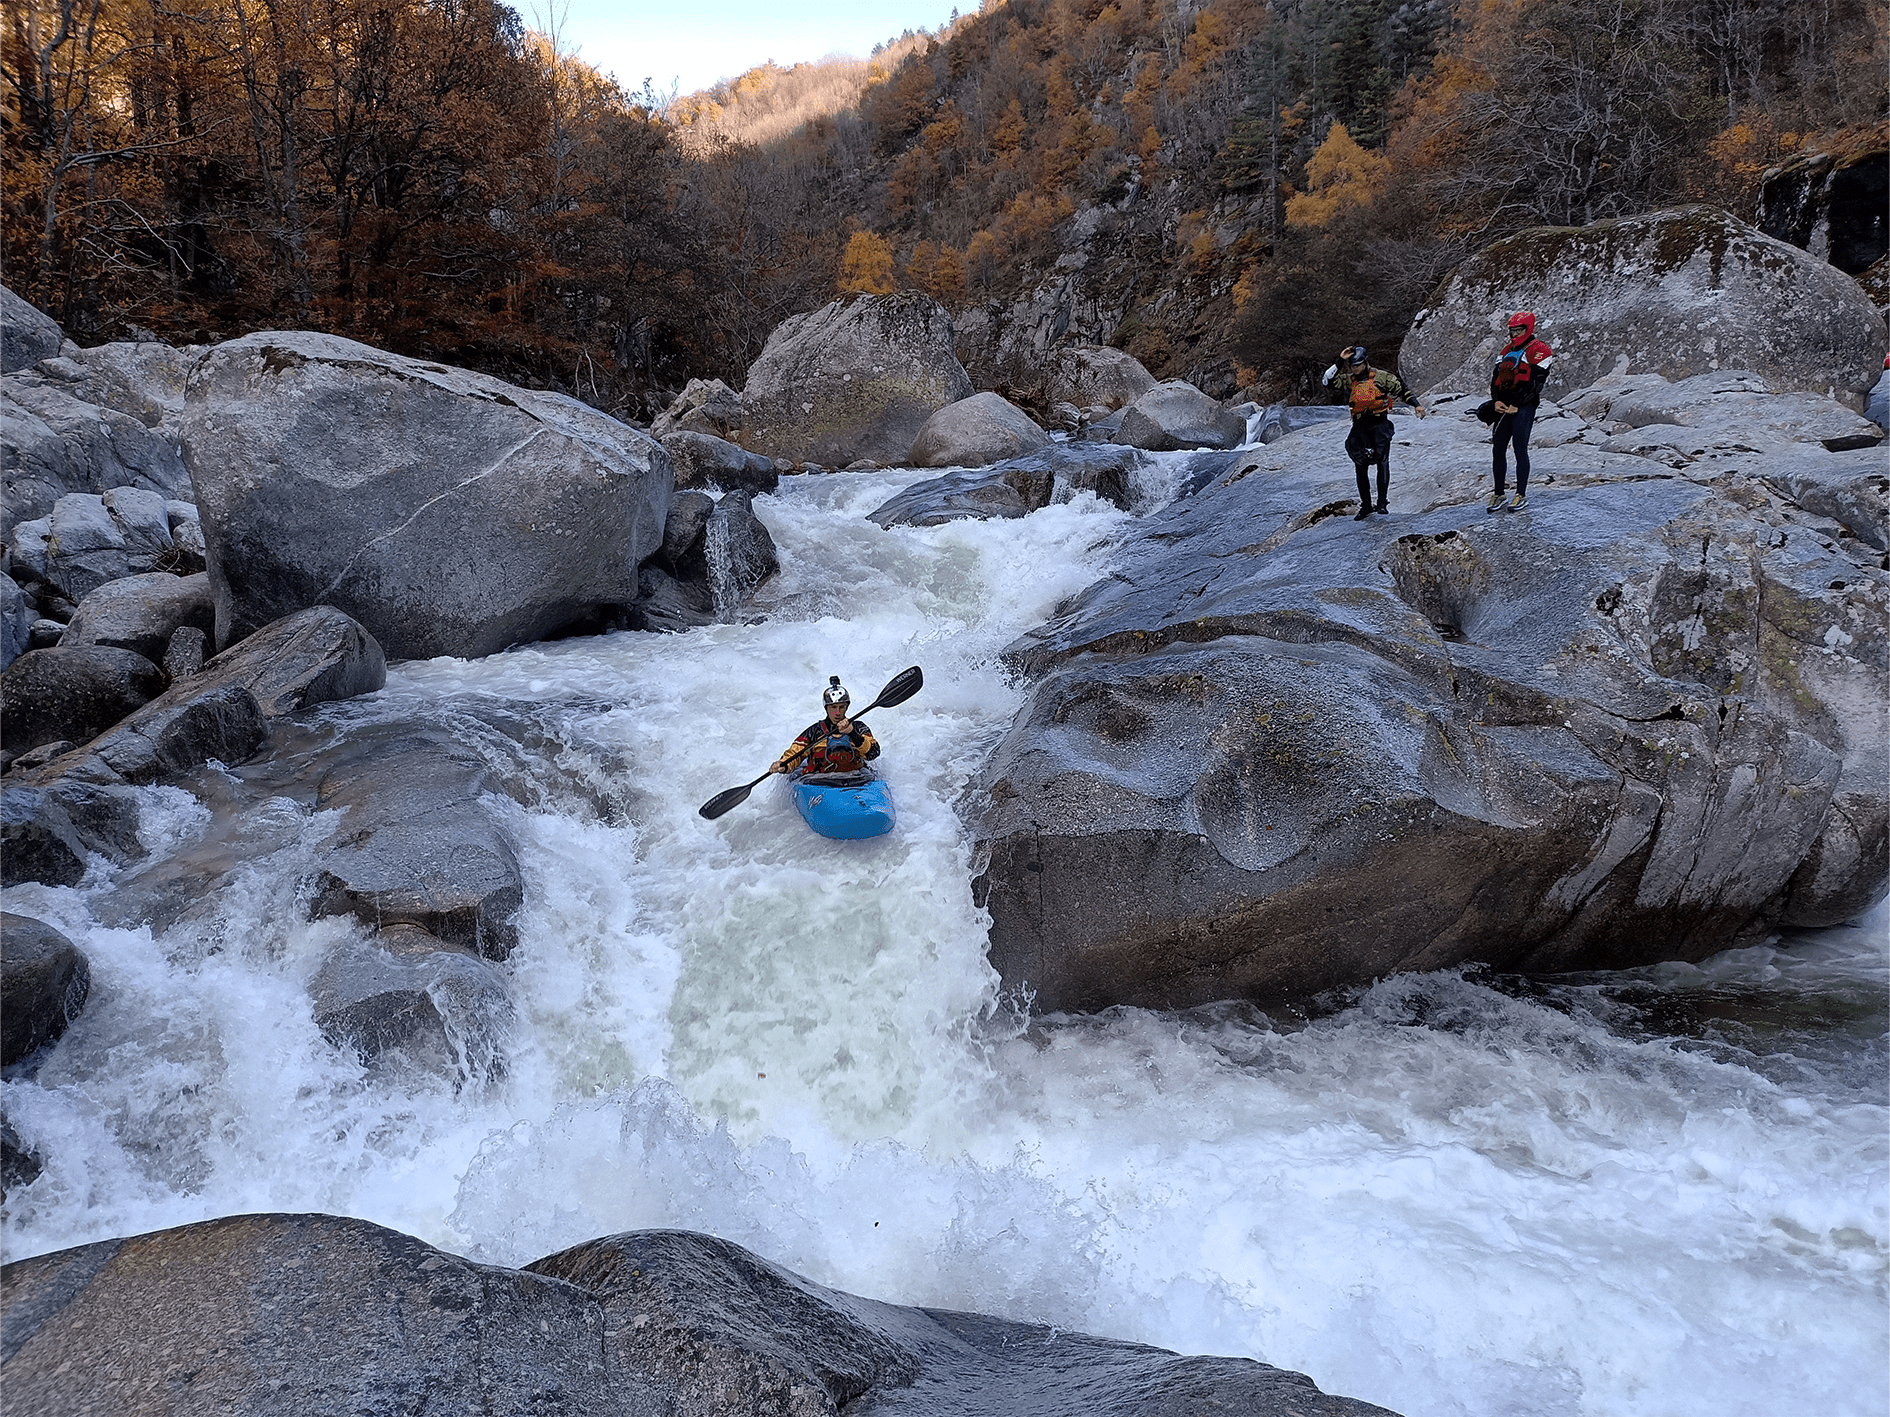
xmin=777 ymin=717 xmax=879 ymax=775
xmin=1330 ymin=367 xmax=1419 ymax=422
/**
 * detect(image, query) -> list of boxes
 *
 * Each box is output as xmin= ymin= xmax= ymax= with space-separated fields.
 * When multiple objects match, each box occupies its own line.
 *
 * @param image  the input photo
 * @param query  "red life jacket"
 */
xmin=792 ymin=717 xmax=873 ymax=774
xmin=1492 ymin=338 xmax=1553 ymax=397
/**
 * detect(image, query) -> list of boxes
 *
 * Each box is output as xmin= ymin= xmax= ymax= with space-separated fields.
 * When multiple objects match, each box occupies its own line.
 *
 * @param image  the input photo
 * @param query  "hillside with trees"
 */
xmin=6 ymin=0 xmax=1884 ymax=413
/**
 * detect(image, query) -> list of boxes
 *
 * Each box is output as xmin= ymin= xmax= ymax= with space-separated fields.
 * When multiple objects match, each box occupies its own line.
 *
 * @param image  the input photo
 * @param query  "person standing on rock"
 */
xmin=1322 ymin=345 xmax=1425 ymax=520
xmin=1487 ymin=312 xmax=1556 ymax=512
xmin=770 ymin=677 xmax=879 ymax=777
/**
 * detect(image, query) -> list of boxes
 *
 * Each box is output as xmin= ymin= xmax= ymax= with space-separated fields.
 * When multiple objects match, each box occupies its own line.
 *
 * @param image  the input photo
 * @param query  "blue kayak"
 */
xmin=792 ymin=771 xmax=896 ymax=839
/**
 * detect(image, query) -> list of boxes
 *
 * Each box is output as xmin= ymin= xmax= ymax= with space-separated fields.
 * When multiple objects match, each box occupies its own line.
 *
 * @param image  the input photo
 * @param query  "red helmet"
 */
xmin=1508 ymin=311 xmax=1536 ymax=341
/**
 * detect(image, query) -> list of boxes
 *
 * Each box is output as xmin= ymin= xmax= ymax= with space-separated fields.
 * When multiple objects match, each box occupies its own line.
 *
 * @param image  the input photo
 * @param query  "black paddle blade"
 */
xmin=698 ymin=783 xmax=755 ymax=820
xmin=700 ymin=769 xmax=772 ymax=820
xmin=867 ymin=665 xmax=923 ymax=712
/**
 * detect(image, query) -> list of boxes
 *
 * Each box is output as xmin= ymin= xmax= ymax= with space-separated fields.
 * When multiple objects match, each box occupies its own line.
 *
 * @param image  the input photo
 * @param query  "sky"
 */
xmin=538 ymin=1 xmax=971 ymax=100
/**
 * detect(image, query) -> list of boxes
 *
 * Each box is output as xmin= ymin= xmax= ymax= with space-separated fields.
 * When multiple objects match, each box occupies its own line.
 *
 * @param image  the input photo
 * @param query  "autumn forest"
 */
xmin=5 ymin=0 xmax=1885 ymax=413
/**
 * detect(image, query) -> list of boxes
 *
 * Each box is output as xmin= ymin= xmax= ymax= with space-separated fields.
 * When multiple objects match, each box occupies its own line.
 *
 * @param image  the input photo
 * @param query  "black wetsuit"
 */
xmin=1331 ymin=367 xmax=1418 ymax=514
xmin=1491 ymin=338 xmax=1555 ymax=496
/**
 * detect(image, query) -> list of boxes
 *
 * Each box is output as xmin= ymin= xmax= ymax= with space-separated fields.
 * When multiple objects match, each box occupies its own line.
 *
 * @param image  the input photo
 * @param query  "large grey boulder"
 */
xmin=868 ymin=443 xmax=1152 ymax=528
xmin=1 ymin=572 xmax=30 ymax=670
xmin=1402 ymin=206 xmax=1888 ymax=404
xmin=6 ymin=488 xmax=178 ymax=601
xmin=0 ymin=285 xmax=63 ymax=372
xmin=0 ymin=1214 xmax=1400 ymax=1417
xmin=908 ymin=391 xmax=1052 ymax=468
xmin=0 ymin=913 xmax=91 ymax=1065
xmin=1 ymin=378 xmax=192 ymax=537
xmin=1046 ymin=345 xmax=1158 ymax=411
xmin=1111 ymin=381 xmax=1248 ymax=451
xmin=309 ymin=724 xmax=525 ymax=958
xmin=741 ymin=293 xmax=974 ymax=467
xmin=309 ymin=926 xmax=512 ymax=1083
xmin=0 ymin=645 xmax=167 ymax=752
xmin=60 ymin=571 xmax=215 ymax=664
xmin=661 ymin=429 xmax=778 ymax=494
xmin=971 ymin=391 xmax=1887 ymax=1012
xmin=650 ymin=376 xmax=743 ymax=439
xmin=633 ymin=489 xmax=778 ymax=631
xmin=180 ymin=331 xmax=670 ymax=660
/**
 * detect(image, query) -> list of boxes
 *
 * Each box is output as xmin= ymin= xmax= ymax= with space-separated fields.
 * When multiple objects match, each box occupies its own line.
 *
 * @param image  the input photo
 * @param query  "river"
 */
xmin=3 ymin=461 xmax=1885 ymax=1417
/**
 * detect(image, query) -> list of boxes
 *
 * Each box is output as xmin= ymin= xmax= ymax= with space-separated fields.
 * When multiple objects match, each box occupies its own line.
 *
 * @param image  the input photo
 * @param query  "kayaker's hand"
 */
xmin=831 ymin=716 xmax=852 ymax=733
xmin=1414 ymin=405 xmax=1427 ymax=418
xmin=1496 ymin=401 xmax=1518 ymax=415
xmin=769 ymin=761 xmax=787 ymax=774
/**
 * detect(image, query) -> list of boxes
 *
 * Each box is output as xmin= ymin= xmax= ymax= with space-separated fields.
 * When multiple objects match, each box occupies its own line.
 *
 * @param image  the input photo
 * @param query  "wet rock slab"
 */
xmin=868 ymin=443 xmax=1152 ymax=528
xmin=971 ymin=389 xmax=1888 ymax=1011
xmin=742 ymin=292 xmax=975 ymax=467
xmin=0 ymin=1215 xmax=1402 ymax=1417
xmin=308 ymin=925 xmax=512 ymax=1082
xmin=309 ymin=724 xmax=525 ymax=958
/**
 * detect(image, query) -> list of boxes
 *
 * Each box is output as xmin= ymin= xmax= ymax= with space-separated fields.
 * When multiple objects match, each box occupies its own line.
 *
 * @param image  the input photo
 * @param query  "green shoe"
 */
xmin=1486 ymin=490 xmax=1504 ymax=513
xmin=1509 ymin=492 xmax=1528 ymax=511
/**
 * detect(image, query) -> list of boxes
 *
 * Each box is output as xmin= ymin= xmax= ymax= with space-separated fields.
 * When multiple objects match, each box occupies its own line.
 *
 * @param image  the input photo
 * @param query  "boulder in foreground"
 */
xmin=741 ymin=293 xmax=975 ymax=467
xmin=1401 ymin=205 xmax=1887 ymax=403
xmin=180 ymin=331 xmax=669 ymax=660
xmin=0 ymin=1214 xmax=1401 ymax=1417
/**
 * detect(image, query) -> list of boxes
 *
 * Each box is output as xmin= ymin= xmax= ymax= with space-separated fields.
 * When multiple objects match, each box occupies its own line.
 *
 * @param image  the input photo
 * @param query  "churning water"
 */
xmin=3 ymin=464 xmax=1885 ymax=1417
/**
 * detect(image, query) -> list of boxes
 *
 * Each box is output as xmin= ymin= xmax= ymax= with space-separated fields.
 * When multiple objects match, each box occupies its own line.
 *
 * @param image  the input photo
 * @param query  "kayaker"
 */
xmin=770 ymin=676 xmax=880 ymax=777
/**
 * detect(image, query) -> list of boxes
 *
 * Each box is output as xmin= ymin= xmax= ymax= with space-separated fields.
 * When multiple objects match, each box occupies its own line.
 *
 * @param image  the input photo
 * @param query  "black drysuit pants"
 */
xmin=1345 ymin=415 xmax=1394 ymax=508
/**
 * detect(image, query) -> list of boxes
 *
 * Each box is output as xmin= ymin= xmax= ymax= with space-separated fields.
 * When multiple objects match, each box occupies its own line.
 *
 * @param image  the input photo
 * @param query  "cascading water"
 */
xmin=2 ymin=463 xmax=1884 ymax=1417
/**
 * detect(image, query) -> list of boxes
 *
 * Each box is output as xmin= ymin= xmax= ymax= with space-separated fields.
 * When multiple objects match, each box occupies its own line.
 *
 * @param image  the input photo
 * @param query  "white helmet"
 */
xmin=822 ymin=675 xmax=850 ymax=707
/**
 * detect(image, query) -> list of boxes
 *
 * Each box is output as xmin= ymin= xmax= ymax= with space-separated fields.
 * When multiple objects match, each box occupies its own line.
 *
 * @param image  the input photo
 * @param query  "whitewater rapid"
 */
xmin=3 ymin=464 xmax=1885 ymax=1417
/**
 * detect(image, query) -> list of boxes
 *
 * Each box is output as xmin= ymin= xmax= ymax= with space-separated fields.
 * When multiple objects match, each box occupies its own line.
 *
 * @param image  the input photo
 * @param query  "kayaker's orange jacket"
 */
xmin=776 ymin=717 xmax=878 ymax=775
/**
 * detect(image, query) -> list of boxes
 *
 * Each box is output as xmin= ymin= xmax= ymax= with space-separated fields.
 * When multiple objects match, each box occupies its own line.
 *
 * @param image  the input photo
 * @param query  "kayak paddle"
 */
xmin=698 ymin=665 xmax=924 ymax=820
